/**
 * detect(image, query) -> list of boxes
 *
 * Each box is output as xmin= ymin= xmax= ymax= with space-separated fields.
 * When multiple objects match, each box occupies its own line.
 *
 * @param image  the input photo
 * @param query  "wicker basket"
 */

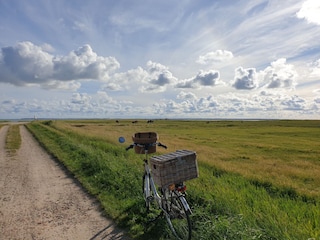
xmin=132 ymin=132 xmax=158 ymax=154
xmin=150 ymin=150 xmax=198 ymax=187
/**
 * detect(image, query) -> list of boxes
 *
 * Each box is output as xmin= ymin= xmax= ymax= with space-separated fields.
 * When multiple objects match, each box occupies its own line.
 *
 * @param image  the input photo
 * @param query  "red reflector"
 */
xmin=177 ymin=185 xmax=187 ymax=192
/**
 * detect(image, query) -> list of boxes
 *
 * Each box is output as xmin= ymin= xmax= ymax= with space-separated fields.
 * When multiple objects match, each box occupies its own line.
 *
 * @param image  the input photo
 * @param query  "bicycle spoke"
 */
xmin=163 ymin=191 xmax=192 ymax=240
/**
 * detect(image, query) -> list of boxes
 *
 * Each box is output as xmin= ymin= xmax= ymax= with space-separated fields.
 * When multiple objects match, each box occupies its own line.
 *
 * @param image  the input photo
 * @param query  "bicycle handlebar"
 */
xmin=125 ymin=144 xmax=134 ymax=151
xmin=157 ymin=142 xmax=167 ymax=149
xmin=125 ymin=142 xmax=167 ymax=151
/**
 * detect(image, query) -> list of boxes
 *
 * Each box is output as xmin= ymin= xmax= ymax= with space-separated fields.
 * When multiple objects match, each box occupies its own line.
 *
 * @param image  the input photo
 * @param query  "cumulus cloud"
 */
xmin=99 ymin=61 xmax=179 ymax=93
xmin=233 ymin=59 xmax=298 ymax=90
xmin=54 ymin=91 xmax=119 ymax=116
xmin=0 ymin=42 xmax=120 ymax=89
xmin=194 ymin=70 xmax=220 ymax=86
xmin=280 ymin=95 xmax=306 ymax=110
xmin=97 ymin=91 xmax=116 ymax=104
xmin=1 ymin=87 xmax=318 ymax=119
xmin=232 ymin=67 xmax=257 ymax=90
xmin=177 ymin=91 xmax=197 ymax=100
xmin=153 ymin=92 xmax=220 ymax=116
xmin=102 ymin=82 xmax=122 ymax=91
xmin=296 ymin=0 xmax=320 ymax=25
xmin=61 ymin=90 xmax=123 ymax=115
xmin=71 ymin=93 xmax=92 ymax=104
xmin=0 ymin=42 xmax=54 ymax=86
xmin=139 ymin=61 xmax=177 ymax=92
xmin=103 ymin=66 xmax=148 ymax=91
xmin=261 ymin=58 xmax=298 ymax=89
xmin=197 ymin=50 xmax=234 ymax=64
xmin=152 ymin=89 xmax=318 ymax=119
xmin=175 ymin=80 xmax=193 ymax=89
xmin=53 ymin=44 xmax=119 ymax=81
xmin=176 ymin=70 xmax=220 ymax=88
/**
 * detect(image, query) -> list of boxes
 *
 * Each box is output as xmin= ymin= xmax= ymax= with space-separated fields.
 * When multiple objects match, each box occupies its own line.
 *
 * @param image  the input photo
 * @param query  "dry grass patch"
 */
xmin=5 ymin=124 xmax=21 ymax=155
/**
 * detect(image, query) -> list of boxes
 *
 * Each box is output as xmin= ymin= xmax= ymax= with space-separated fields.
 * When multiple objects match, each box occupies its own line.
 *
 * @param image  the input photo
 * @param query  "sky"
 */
xmin=0 ymin=0 xmax=320 ymax=120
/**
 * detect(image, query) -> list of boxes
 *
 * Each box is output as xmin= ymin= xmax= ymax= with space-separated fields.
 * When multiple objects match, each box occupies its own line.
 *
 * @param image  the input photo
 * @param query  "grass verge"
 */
xmin=5 ymin=124 xmax=21 ymax=156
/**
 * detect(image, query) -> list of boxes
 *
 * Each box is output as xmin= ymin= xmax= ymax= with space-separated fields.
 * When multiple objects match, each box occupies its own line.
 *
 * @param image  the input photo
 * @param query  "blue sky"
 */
xmin=1 ymin=0 xmax=320 ymax=119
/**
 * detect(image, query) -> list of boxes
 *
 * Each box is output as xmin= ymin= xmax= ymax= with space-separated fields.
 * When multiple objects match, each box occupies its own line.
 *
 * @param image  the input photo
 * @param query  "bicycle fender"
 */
xmin=179 ymin=196 xmax=192 ymax=215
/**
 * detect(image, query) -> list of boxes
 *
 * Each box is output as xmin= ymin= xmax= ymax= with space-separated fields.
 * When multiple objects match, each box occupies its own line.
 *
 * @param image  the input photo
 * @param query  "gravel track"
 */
xmin=0 ymin=124 xmax=130 ymax=240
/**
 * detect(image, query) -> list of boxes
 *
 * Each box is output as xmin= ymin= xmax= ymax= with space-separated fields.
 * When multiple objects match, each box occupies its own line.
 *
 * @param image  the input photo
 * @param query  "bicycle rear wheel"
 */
xmin=163 ymin=190 xmax=192 ymax=240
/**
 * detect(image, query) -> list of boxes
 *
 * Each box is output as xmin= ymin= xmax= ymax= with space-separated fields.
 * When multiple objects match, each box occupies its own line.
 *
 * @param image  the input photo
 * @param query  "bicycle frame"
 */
xmin=143 ymin=157 xmax=163 ymax=209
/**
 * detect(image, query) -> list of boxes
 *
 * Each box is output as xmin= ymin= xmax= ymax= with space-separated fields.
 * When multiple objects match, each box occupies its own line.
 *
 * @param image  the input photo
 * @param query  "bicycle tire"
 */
xmin=163 ymin=190 xmax=192 ymax=240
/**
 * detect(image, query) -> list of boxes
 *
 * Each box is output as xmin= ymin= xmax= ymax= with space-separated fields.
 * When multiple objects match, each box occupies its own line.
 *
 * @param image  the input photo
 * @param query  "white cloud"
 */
xmin=105 ymin=67 xmax=148 ymax=91
xmin=232 ymin=67 xmax=257 ymax=90
xmin=296 ymin=0 xmax=320 ymax=25
xmin=176 ymin=70 xmax=221 ymax=89
xmin=1 ymin=85 xmax=318 ymax=119
xmin=194 ymin=70 xmax=220 ymax=86
xmin=197 ymin=50 xmax=234 ymax=65
xmin=177 ymin=91 xmax=197 ymax=100
xmin=310 ymin=59 xmax=320 ymax=77
xmin=0 ymin=42 xmax=54 ymax=86
xmin=40 ymin=43 xmax=55 ymax=53
xmin=313 ymin=88 xmax=320 ymax=95
xmin=280 ymin=95 xmax=306 ymax=110
xmin=0 ymin=42 xmax=120 ymax=89
xmin=71 ymin=93 xmax=92 ymax=104
xmin=52 ymin=44 xmax=119 ymax=81
xmin=42 ymin=80 xmax=82 ymax=91
xmin=102 ymin=83 xmax=122 ymax=91
xmin=232 ymin=59 xmax=299 ymax=90
xmin=139 ymin=61 xmax=177 ymax=93
xmin=97 ymin=91 xmax=115 ymax=104
xmin=260 ymin=58 xmax=298 ymax=89
xmin=150 ymin=89 xmax=319 ymax=119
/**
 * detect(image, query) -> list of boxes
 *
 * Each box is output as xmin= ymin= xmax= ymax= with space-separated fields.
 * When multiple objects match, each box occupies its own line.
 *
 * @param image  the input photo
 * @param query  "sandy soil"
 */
xmin=0 ymin=124 xmax=130 ymax=240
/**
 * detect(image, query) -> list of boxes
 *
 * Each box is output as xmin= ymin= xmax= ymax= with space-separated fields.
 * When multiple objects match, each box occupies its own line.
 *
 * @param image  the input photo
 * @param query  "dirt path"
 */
xmin=0 ymin=124 xmax=130 ymax=240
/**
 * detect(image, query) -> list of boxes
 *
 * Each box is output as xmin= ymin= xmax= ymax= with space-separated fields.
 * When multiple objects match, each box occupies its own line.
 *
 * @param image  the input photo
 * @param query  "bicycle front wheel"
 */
xmin=163 ymin=190 xmax=192 ymax=240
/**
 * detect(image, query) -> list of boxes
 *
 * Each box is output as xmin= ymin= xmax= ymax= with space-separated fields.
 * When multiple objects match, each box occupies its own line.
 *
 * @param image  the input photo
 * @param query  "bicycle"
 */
xmin=123 ymin=132 xmax=197 ymax=240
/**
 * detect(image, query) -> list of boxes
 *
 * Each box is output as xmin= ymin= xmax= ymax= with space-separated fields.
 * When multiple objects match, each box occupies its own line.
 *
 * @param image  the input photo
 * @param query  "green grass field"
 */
xmin=25 ymin=119 xmax=320 ymax=239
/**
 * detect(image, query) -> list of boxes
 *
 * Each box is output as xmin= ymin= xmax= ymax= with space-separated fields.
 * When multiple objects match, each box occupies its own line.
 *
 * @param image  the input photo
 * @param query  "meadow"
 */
xmin=25 ymin=119 xmax=320 ymax=239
